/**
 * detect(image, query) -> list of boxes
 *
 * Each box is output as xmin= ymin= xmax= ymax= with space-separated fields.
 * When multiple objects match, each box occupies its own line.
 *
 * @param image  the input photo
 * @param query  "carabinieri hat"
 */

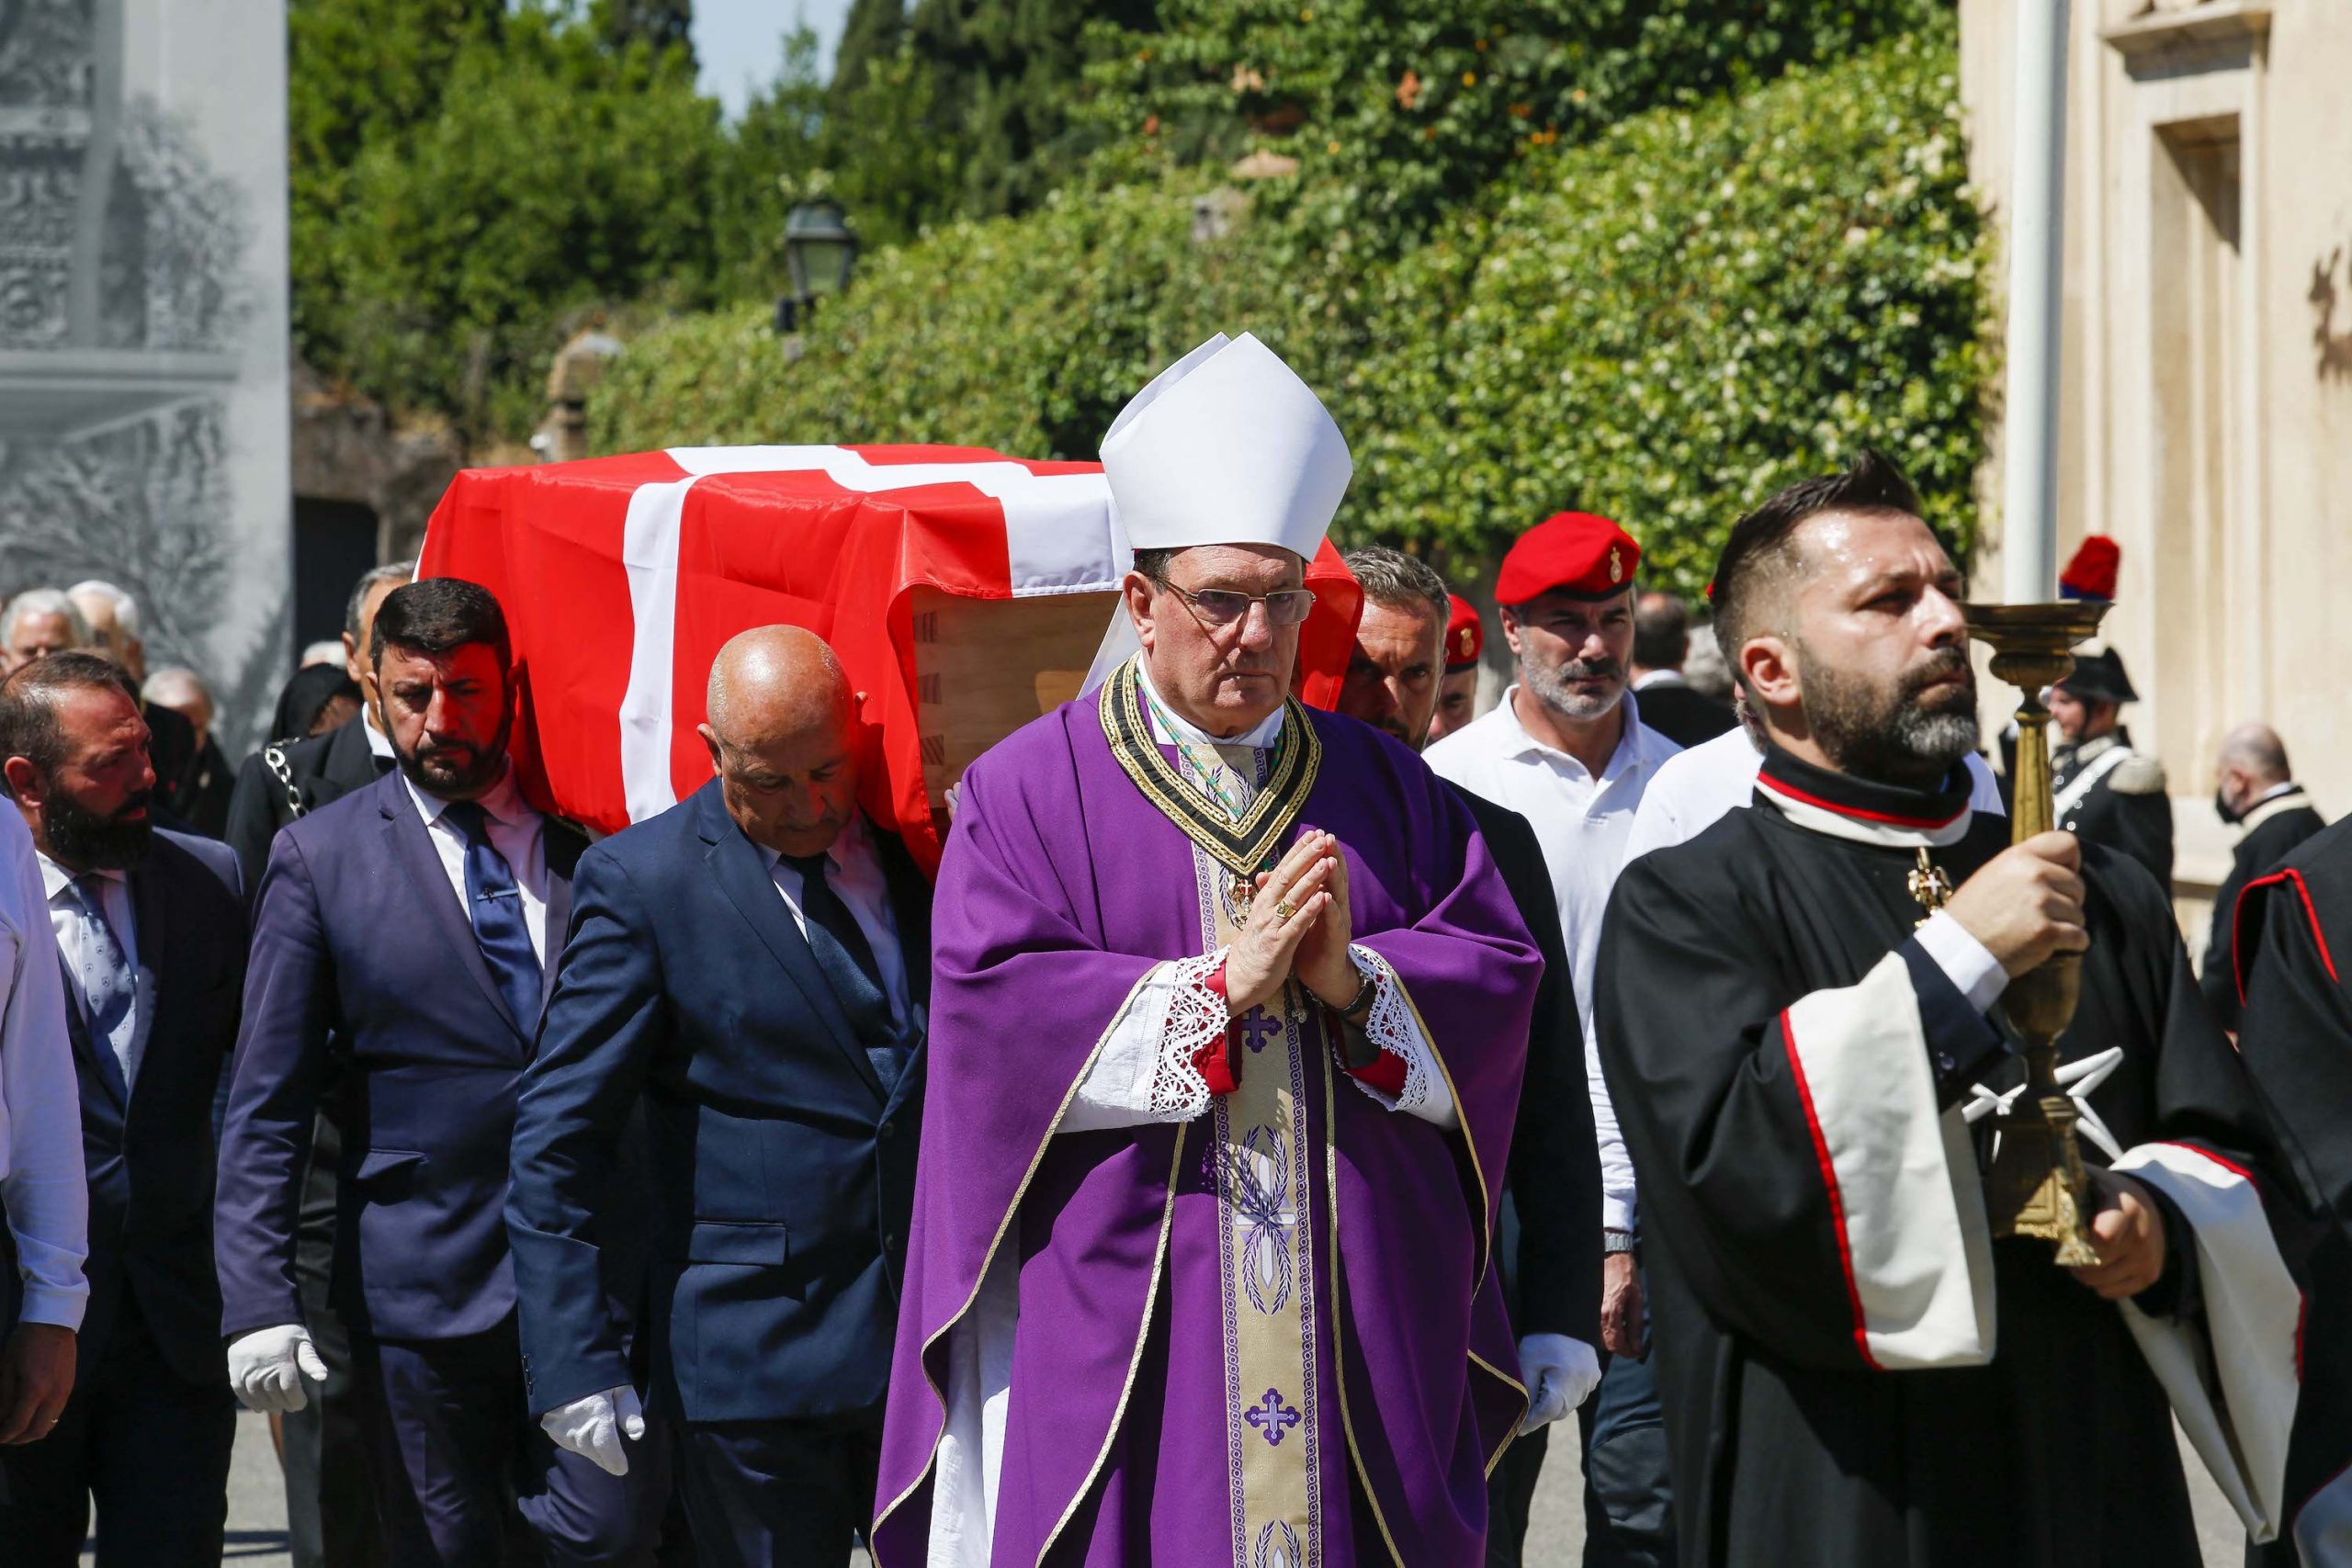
xmin=2054 ymin=646 xmax=2138 ymax=705
xmin=1494 ymin=512 xmax=1642 ymax=605
xmin=1444 ymin=594 xmax=1484 ymax=671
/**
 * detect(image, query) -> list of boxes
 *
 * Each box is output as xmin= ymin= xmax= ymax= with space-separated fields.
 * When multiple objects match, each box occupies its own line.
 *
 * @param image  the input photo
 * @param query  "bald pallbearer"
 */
xmin=509 ymin=626 xmax=933 ymax=1567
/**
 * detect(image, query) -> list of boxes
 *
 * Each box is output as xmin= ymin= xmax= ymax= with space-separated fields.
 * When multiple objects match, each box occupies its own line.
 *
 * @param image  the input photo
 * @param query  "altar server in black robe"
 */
xmin=2233 ymin=817 xmax=2352 ymax=1563
xmin=1594 ymin=452 xmax=2307 ymax=1568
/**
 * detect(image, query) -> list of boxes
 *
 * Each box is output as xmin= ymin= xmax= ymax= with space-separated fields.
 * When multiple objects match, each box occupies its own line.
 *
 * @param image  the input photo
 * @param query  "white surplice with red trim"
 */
xmin=1592 ymin=746 xmax=2303 ymax=1568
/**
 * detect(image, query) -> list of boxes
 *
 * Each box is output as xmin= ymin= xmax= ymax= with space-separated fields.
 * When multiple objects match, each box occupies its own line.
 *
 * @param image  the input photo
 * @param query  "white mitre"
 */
xmin=1098 ymin=332 xmax=1353 ymax=558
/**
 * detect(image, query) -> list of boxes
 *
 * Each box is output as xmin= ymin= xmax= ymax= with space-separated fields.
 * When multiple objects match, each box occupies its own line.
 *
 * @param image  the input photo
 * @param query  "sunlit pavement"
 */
xmin=139 ymin=1404 xmax=2237 ymax=1565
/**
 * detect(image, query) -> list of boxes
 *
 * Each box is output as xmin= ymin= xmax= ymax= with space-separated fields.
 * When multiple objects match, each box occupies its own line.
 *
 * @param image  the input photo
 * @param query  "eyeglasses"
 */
xmin=1158 ymin=580 xmax=1318 ymax=627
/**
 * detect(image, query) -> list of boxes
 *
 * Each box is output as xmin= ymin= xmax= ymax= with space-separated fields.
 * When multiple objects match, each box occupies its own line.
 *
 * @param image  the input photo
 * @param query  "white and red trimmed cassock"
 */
xmin=1594 ymin=746 xmax=2304 ymax=1566
xmin=2234 ymin=816 xmax=2352 ymax=1564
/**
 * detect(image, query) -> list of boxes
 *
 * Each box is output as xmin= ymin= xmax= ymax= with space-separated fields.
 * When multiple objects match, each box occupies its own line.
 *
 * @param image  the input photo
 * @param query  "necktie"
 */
xmin=439 ymin=800 xmax=543 ymax=1033
xmin=781 ymin=851 xmax=904 ymax=1084
xmin=71 ymin=874 xmax=140 ymax=1092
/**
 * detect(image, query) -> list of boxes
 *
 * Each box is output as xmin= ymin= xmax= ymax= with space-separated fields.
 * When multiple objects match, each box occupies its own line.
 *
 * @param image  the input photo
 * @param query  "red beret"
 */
xmin=2059 ymin=535 xmax=2120 ymax=603
xmin=1444 ymin=595 xmax=1484 ymax=671
xmin=1496 ymin=512 xmax=1642 ymax=605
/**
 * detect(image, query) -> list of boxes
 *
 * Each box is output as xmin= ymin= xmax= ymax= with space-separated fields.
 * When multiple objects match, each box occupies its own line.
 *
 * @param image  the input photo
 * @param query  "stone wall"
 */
xmin=1961 ymin=0 xmax=2352 ymax=923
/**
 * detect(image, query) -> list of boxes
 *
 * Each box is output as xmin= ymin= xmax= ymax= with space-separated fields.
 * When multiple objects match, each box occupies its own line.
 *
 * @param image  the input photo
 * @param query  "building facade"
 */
xmin=1961 ymin=0 xmax=2352 ymax=926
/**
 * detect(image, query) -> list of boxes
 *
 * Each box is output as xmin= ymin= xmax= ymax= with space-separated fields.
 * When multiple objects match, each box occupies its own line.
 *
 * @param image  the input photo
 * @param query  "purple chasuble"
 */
xmin=873 ymin=689 xmax=1539 ymax=1566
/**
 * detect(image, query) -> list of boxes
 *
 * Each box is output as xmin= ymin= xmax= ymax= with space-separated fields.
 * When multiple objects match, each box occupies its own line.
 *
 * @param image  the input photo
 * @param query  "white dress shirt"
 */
xmin=753 ymin=813 xmax=913 ymax=1029
xmin=38 ymin=856 xmax=146 ymax=1091
xmin=364 ymin=708 xmax=396 ymax=763
xmin=403 ymin=764 xmax=552 ymax=965
xmin=1424 ymin=685 xmax=1680 ymax=1235
xmin=0 ymin=811 xmax=89 ymax=1329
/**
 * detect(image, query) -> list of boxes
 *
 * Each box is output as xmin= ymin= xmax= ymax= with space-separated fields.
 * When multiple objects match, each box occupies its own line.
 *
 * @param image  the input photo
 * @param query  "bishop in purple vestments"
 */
xmin=872 ymin=334 xmax=1542 ymax=1566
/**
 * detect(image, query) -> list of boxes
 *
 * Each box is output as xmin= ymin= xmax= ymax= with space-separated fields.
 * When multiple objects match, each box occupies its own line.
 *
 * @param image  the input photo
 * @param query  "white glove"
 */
xmin=541 ymin=1385 xmax=647 ymax=1478
xmin=1516 ymin=1332 xmax=1602 ymax=1435
xmin=227 ymin=1324 xmax=328 ymax=1414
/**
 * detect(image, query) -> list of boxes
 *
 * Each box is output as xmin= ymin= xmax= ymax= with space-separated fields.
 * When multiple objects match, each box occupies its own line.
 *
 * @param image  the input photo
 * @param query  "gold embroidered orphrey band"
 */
xmin=1099 ymin=656 xmax=1324 ymax=883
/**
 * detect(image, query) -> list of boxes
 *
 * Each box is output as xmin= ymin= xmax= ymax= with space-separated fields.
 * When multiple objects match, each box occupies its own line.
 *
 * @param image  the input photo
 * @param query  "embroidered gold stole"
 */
xmin=1099 ymin=660 xmax=1327 ymax=1568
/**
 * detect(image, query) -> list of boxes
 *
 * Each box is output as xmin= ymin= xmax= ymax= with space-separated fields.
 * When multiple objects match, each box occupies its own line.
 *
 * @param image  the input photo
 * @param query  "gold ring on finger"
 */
xmin=1275 ymin=899 xmax=1295 ymax=920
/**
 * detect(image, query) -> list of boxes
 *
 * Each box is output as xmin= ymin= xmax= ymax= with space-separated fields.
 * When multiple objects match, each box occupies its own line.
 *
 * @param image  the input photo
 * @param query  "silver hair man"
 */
xmin=2 ymin=591 xmax=89 ymax=676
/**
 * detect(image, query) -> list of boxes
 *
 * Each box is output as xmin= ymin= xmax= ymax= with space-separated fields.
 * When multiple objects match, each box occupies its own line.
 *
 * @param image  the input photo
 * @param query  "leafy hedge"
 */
xmin=1346 ymin=23 xmax=1988 ymax=586
xmin=1077 ymin=0 xmax=1946 ymax=246
xmin=592 ymin=24 xmax=1985 ymax=591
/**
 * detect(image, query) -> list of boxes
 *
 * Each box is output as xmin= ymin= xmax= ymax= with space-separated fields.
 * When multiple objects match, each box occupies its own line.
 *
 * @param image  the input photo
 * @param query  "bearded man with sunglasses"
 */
xmin=873 ymin=333 xmax=1544 ymax=1567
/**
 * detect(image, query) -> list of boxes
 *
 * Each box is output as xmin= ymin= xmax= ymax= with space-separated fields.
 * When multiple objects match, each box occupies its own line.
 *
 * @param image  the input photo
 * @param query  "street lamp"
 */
xmin=775 ymin=198 xmax=860 ymax=334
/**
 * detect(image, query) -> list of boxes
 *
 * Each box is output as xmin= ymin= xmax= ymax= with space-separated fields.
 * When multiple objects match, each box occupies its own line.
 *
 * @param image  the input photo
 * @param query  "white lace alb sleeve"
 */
xmin=1337 ymin=945 xmax=1458 ymax=1130
xmin=1059 ymin=951 xmax=1228 ymax=1134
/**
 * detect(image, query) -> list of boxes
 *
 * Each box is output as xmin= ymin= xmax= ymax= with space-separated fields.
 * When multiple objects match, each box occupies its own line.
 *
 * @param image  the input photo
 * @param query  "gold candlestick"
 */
xmin=1960 ymin=600 xmax=2111 ymax=1267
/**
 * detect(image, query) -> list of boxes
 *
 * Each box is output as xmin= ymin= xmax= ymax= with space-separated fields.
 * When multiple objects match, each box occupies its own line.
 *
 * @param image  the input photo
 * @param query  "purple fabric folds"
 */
xmin=873 ymin=699 xmax=1539 ymax=1566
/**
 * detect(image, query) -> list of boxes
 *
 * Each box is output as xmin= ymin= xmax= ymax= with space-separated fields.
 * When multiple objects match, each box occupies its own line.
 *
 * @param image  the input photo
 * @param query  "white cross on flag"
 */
xmin=417 ymin=444 xmax=1364 ymax=871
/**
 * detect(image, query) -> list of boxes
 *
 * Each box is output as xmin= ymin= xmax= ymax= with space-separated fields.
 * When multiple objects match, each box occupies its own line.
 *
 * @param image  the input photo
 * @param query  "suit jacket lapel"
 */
xmin=873 ymin=825 xmax=932 ymax=1014
xmin=378 ymin=775 xmax=526 ymax=1045
xmin=871 ymin=824 xmax=931 ymax=1117
xmin=692 ymin=784 xmax=884 ymax=1099
xmin=120 ymin=861 xmax=171 ymax=1115
xmin=538 ymin=827 xmax=582 ymax=1017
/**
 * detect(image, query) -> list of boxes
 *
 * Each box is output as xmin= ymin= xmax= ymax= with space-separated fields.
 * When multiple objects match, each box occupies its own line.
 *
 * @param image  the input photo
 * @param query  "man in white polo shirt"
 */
xmin=1425 ymin=510 xmax=1678 ymax=1568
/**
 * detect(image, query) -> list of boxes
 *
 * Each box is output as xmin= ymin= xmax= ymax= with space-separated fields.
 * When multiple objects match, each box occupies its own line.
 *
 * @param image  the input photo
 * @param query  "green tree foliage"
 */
xmin=1351 ymin=26 xmax=1987 ymax=586
xmin=288 ymin=0 xmax=503 ymax=390
xmin=287 ymin=0 xmax=502 ymax=177
xmin=913 ymin=0 xmax=1157 ymax=217
xmin=1080 ymin=0 xmax=1947 ymax=243
xmin=807 ymin=0 xmax=1158 ymax=245
xmin=709 ymin=28 xmax=833 ymax=298
xmin=592 ymin=27 xmax=1984 ymax=586
xmin=812 ymin=37 xmax=969 ymax=248
xmin=291 ymin=1 xmax=728 ymax=443
xmin=831 ymin=0 xmax=910 ymax=117
xmin=594 ymin=0 xmax=696 ymax=57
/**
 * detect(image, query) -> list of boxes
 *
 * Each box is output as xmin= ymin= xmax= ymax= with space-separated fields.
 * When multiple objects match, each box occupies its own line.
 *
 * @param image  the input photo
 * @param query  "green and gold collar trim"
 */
xmin=1099 ymin=657 xmax=1321 ymax=882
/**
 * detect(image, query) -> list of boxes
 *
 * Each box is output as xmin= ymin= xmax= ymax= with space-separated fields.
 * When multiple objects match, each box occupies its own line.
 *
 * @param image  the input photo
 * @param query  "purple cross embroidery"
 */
xmin=1244 ymin=1387 xmax=1301 ymax=1448
xmin=1239 ymin=1011 xmax=1283 ymax=1055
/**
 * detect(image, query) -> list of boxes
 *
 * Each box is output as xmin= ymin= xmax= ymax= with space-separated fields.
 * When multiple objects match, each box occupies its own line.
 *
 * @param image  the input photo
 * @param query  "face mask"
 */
xmin=2214 ymin=789 xmax=2242 ymax=827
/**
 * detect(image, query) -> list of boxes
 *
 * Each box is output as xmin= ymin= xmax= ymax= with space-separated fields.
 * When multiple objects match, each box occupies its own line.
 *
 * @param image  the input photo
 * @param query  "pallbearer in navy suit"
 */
xmin=215 ymin=580 xmax=666 ymax=1566
xmin=510 ymin=626 xmax=929 ymax=1568
xmin=0 ymin=654 xmax=245 ymax=1567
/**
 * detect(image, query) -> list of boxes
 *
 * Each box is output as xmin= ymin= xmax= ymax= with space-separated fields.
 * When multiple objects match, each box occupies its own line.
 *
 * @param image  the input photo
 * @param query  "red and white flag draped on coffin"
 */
xmin=417 ymin=444 xmax=1365 ymax=874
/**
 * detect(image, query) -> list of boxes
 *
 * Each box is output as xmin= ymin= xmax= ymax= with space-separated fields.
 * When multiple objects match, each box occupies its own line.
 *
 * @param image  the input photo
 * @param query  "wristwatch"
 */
xmin=1602 ymin=1229 xmax=1638 ymax=1255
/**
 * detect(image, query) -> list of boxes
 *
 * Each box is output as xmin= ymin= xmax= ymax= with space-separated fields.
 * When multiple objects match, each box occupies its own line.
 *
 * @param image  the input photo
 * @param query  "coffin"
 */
xmin=417 ymin=444 xmax=1363 ymax=872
